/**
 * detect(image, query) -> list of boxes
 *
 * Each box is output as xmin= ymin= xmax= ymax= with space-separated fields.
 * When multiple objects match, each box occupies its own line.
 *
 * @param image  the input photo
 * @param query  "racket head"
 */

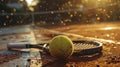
xmin=73 ymin=40 xmax=103 ymax=56
xmin=41 ymin=40 xmax=103 ymax=56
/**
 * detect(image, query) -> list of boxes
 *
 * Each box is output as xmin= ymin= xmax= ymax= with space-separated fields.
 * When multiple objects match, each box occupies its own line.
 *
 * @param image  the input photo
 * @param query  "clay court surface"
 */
xmin=0 ymin=22 xmax=120 ymax=67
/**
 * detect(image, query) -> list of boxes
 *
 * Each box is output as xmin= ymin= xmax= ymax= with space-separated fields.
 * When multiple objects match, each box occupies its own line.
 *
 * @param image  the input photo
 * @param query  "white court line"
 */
xmin=39 ymin=28 xmax=120 ymax=44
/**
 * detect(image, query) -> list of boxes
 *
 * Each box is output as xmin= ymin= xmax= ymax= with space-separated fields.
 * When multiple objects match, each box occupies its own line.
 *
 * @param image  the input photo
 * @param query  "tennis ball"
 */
xmin=49 ymin=35 xmax=74 ymax=59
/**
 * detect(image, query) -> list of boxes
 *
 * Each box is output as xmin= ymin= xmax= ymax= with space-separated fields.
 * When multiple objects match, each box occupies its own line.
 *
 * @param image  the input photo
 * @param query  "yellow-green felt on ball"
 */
xmin=49 ymin=35 xmax=74 ymax=59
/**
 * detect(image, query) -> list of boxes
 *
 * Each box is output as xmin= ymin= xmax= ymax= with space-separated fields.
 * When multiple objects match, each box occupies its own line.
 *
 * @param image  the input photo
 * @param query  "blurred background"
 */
xmin=0 ymin=0 xmax=119 ymax=27
xmin=0 ymin=1 xmax=120 ymax=66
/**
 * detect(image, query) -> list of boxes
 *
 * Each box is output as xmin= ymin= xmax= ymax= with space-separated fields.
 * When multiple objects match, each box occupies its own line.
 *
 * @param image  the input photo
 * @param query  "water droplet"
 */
xmin=110 ymin=11 xmax=113 ymax=13
xmin=103 ymin=9 xmax=106 ymax=12
xmin=13 ymin=8 xmax=16 ymax=12
xmin=4 ymin=23 xmax=6 ymax=26
xmin=6 ymin=15 xmax=9 ymax=19
xmin=97 ymin=17 xmax=100 ymax=21
xmin=107 ymin=15 xmax=110 ymax=18
xmin=51 ymin=11 xmax=54 ymax=14
xmin=96 ymin=14 xmax=98 ymax=16
xmin=61 ymin=21 xmax=64 ymax=24
xmin=79 ymin=14 xmax=82 ymax=17
xmin=106 ymin=34 xmax=110 ymax=37
xmin=52 ymin=22 xmax=54 ymax=24
xmin=70 ymin=14 xmax=73 ymax=17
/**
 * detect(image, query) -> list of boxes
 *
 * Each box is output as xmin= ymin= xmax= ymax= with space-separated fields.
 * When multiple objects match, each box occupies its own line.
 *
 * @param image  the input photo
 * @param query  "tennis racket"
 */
xmin=7 ymin=40 xmax=102 ymax=56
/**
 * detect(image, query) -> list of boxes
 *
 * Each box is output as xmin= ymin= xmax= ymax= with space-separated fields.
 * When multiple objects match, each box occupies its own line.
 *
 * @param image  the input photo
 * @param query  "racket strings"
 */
xmin=74 ymin=43 xmax=97 ymax=51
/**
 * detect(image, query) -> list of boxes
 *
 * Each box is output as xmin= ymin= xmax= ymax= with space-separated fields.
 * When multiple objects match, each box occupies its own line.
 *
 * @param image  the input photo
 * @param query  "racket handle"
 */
xmin=7 ymin=43 xmax=30 ymax=49
xmin=7 ymin=43 xmax=48 ymax=50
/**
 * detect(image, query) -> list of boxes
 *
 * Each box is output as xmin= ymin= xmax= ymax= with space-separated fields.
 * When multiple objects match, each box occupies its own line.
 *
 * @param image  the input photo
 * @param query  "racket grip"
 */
xmin=7 ymin=43 xmax=47 ymax=50
xmin=7 ymin=43 xmax=30 ymax=49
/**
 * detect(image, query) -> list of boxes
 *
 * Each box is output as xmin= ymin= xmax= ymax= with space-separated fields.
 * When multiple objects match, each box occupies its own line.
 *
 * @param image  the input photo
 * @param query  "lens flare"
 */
xmin=25 ymin=0 xmax=39 ymax=11
xmin=25 ymin=0 xmax=33 ymax=6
